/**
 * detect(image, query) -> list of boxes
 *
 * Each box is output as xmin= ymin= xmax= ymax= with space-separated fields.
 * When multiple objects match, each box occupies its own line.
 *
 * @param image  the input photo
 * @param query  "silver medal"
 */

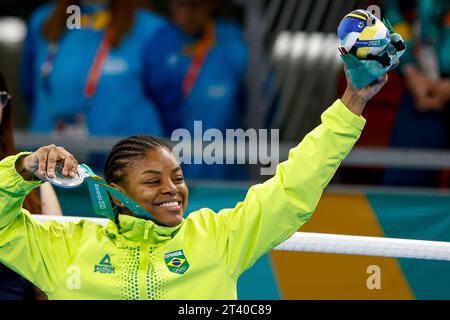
xmin=44 ymin=163 xmax=88 ymax=188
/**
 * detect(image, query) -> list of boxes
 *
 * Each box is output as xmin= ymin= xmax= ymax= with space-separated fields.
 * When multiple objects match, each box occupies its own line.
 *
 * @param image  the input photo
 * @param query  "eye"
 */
xmin=144 ymin=179 xmax=160 ymax=185
xmin=174 ymin=176 xmax=185 ymax=183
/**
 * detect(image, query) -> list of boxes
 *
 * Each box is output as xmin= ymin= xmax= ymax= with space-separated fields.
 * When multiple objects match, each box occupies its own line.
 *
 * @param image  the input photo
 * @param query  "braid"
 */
xmin=104 ymin=136 xmax=172 ymax=184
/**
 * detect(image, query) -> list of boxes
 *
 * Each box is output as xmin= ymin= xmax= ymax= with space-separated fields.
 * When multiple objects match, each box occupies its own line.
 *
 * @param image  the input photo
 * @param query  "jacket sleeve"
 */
xmin=210 ymin=99 xmax=366 ymax=278
xmin=0 ymin=153 xmax=82 ymax=294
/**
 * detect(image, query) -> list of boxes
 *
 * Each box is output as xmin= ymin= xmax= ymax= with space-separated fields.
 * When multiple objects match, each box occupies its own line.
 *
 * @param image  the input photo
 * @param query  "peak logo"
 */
xmin=94 ymin=254 xmax=115 ymax=274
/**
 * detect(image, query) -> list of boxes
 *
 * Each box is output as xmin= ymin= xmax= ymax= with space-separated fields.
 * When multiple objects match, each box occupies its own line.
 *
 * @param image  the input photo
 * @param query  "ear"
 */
xmin=109 ymin=182 xmax=127 ymax=208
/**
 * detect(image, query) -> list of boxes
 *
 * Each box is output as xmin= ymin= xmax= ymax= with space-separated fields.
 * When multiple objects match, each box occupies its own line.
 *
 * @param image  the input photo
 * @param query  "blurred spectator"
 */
xmin=382 ymin=0 xmax=450 ymax=187
xmin=21 ymin=0 xmax=166 ymax=138
xmin=145 ymin=0 xmax=248 ymax=180
xmin=0 ymin=72 xmax=62 ymax=300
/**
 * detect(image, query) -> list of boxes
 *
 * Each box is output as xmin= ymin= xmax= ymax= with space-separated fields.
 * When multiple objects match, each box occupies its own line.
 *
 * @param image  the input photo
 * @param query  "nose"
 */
xmin=160 ymin=178 xmax=178 ymax=195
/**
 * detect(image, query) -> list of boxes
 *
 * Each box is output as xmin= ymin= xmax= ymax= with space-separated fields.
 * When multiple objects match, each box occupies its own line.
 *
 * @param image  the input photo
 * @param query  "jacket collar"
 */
xmin=105 ymin=214 xmax=183 ymax=245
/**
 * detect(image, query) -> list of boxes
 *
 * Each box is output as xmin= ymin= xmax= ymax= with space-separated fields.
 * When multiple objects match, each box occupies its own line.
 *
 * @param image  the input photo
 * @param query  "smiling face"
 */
xmin=112 ymin=147 xmax=189 ymax=227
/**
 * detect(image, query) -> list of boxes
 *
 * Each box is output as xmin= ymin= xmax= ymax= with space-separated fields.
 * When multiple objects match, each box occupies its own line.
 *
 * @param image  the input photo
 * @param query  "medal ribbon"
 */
xmin=80 ymin=164 xmax=159 ymax=224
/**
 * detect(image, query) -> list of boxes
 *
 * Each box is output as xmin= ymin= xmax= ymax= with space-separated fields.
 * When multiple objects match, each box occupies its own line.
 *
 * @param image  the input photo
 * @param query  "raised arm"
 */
xmin=209 ymin=73 xmax=388 ymax=278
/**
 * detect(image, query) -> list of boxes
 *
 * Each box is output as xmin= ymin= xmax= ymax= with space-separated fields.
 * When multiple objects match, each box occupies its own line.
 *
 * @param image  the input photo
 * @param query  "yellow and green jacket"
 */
xmin=0 ymin=100 xmax=365 ymax=299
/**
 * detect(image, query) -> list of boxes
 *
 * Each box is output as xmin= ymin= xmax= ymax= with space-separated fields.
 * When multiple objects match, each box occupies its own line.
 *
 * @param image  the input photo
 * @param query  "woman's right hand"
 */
xmin=16 ymin=145 xmax=79 ymax=181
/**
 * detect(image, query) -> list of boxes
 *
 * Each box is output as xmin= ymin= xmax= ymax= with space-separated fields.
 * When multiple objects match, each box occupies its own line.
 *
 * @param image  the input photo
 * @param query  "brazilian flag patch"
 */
xmin=164 ymin=250 xmax=190 ymax=275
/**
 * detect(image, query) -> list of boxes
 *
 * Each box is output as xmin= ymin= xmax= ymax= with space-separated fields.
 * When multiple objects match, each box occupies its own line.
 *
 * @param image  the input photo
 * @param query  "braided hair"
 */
xmin=104 ymin=135 xmax=173 ymax=185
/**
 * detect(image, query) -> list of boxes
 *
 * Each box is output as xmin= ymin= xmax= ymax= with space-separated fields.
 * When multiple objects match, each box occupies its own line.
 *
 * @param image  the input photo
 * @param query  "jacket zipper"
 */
xmin=138 ymin=224 xmax=151 ymax=300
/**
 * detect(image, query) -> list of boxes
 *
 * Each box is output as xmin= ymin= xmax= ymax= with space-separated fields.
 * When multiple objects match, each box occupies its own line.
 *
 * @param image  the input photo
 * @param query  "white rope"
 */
xmin=33 ymin=215 xmax=450 ymax=261
xmin=275 ymin=231 xmax=450 ymax=261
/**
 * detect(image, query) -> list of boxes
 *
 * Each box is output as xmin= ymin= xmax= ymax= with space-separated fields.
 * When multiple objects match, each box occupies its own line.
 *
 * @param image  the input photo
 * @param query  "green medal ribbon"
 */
xmin=80 ymin=164 xmax=159 ymax=224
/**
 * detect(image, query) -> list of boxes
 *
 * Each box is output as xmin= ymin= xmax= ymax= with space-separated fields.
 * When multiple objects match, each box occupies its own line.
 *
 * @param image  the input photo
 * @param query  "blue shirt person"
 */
xmin=145 ymin=0 xmax=248 ymax=180
xmin=21 ymin=1 xmax=167 ymax=137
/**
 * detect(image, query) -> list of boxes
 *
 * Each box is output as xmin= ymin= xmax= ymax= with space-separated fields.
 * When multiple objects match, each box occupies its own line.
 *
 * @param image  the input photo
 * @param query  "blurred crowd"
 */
xmin=383 ymin=0 xmax=450 ymax=187
xmin=4 ymin=0 xmax=248 ymax=181
xmin=0 ymin=0 xmax=450 ymax=183
xmin=1 ymin=0 xmax=447 ymax=187
xmin=339 ymin=0 xmax=450 ymax=188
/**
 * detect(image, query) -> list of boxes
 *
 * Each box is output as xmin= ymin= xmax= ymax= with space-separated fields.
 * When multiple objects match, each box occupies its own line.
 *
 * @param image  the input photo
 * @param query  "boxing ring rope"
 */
xmin=33 ymin=215 xmax=450 ymax=261
xmin=275 ymin=232 xmax=450 ymax=261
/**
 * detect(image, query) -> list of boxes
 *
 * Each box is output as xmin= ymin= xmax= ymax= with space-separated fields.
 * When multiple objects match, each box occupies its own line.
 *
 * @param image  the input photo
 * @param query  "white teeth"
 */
xmin=159 ymin=201 xmax=179 ymax=207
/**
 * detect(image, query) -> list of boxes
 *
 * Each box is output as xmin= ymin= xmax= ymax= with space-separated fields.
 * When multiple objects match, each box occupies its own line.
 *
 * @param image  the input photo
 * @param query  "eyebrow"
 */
xmin=142 ymin=167 xmax=182 ymax=175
